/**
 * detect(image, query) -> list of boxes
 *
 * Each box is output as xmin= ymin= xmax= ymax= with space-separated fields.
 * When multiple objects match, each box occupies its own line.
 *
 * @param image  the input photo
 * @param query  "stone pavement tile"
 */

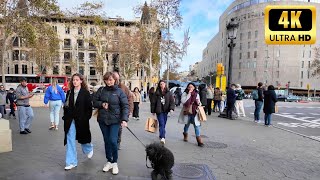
xmin=1 ymin=102 xmax=320 ymax=180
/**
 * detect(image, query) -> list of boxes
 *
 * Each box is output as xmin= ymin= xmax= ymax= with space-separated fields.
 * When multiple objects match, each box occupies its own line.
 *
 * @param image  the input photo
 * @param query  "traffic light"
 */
xmin=216 ymin=63 xmax=223 ymax=75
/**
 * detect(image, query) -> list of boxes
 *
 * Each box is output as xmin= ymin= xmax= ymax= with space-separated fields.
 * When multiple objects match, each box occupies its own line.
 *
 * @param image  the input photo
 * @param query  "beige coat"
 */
xmin=133 ymin=92 xmax=141 ymax=103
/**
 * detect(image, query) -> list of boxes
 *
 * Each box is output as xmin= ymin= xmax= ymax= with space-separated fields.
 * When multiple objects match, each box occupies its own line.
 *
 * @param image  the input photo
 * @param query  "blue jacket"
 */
xmin=44 ymin=85 xmax=66 ymax=104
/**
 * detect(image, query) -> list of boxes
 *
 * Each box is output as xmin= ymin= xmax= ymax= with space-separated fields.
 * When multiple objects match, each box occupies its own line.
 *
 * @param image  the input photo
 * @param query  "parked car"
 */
xmin=32 ymin=87 xmax=45 ymax=93
xmin=277 ymin=94 xmax=287 ymax=101
xmin=286 ymin=95 xmax=301 ymax=102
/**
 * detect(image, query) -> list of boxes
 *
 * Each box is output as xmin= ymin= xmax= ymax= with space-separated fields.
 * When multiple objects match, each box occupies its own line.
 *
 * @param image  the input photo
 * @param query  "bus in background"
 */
xmin=0 ymin=74 xmax=69 ymax=92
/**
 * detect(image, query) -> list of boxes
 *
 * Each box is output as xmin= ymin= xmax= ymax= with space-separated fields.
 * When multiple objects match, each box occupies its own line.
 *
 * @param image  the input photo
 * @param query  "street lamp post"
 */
xmin=226 ymin=18 xmax=239 ymax=88
xmin=287 ymin=81 xmax=291 ymax=96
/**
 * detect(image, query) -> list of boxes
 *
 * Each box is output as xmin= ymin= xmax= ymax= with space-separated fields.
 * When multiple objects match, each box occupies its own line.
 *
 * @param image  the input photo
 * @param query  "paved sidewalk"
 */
xmin=0 ymin=102 xmax=320 ymax=180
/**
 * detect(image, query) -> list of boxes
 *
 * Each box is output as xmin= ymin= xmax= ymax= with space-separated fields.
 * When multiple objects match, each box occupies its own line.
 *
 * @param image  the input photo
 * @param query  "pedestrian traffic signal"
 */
xmin=307 ymin=83 xmax=310 ymax=90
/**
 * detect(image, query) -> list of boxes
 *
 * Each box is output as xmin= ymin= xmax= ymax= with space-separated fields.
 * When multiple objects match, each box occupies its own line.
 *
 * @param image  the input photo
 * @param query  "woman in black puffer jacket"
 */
xmin=93 ymin=72 xmax=129 ymax=175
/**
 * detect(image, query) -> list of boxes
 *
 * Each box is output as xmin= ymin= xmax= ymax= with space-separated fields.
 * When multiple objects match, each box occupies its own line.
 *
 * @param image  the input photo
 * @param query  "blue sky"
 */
xmin=57 ymin=0 xmax=234 ymax=72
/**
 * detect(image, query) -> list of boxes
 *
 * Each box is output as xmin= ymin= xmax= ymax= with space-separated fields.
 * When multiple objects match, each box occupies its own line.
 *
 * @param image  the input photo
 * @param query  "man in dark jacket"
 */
xmin=198 ymin=84 xmax=207 ymax=113
xmin=6 ymin=88 xmax=16 ymax=118
xmin=263 ymin=85 xmax=277 ymax=126
xmin=226 ymin=84 xmax=237 ymax=119
xmin=254 ymin=82 xmax=264 ymax=123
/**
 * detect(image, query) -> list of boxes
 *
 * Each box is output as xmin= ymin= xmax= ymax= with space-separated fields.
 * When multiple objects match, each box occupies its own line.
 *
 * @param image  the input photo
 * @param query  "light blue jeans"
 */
xmin=184 ymin=114 xmax=200 ymax=137
xmin=17 ymin=106 xmax=34 ymax=131
xmin=49 ymin=100 xmax=62 ymax=126
xmin=66 ymin=120 xmax=93 ymax=166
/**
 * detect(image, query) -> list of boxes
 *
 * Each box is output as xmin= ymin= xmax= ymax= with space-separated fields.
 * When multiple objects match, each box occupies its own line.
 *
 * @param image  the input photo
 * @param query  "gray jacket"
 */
xmin=0 ymin=90 xmax=6 ymax=105
xmin=16 ymin=85 xmax=30 ymax=106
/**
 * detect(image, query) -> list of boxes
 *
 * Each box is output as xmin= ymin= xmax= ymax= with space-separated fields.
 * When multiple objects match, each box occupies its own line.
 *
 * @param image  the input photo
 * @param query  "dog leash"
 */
xmin=126 ymin=127 xmax=153 ymax=169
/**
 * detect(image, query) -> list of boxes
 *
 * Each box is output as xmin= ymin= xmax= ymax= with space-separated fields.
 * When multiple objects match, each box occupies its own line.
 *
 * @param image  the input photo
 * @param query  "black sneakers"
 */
xmin=20 ymin=131 xmax=28 ymax=134
xmin=25 ymin=128 xmax=32 ymax=133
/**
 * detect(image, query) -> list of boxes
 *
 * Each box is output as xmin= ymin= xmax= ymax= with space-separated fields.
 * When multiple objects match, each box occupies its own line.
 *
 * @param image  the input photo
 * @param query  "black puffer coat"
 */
xmin=93 ymin=85 xmax=129 ymax=125
xmin=198 ymin=84 xmax=207 ymax=106
xmin=150 ymin=89 xmax=175 ymax=114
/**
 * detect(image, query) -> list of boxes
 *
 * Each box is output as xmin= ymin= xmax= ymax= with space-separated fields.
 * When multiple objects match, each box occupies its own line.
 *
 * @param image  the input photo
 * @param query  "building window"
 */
xmin=13 ymin=50 xmax=19 ymax=60
xmin=248 ymin=31 xmax=251 ymax=39
xmin=276 ymin=49 xmax=280 ymax=57
xmin=90 ymin=67 xmax=96 ymax=75
xmin=78 ymin=52 xmax=84 ymax=62
xmin=255 ymin=30 xmax=258 ymax=38
xmin=248 ymin=42 xmax=251 ymax=49
xmin=64 ymin=39 xmax=71 ymax=49
xmin=308 ymin=71 xmax=310 ymax=79
xmin=301 ymin=71 xmax=303 ymax=78
xmin=253 ymin=61 xmax=257 ymax=68
xmin=239 ymin=62 xmax=242 ymax=69
xmin=52 ymin=26 xmax=57 ymax=32
xmin=65 ymin=66 xmax=71 ymax=75
xmin=264 ymin=60 xmax=268 ymax=68
xmin=78 ymin=27 xmax=83 ymax=35
xmin=89 ymin=53 xmax=96 ymax=61
xmin=89 ymin=42 xmax=96 ymax=50
xmin=254 ymin=41 xmax=257 ymax=48
xmin=114 ymin=29 xmax=119 ymax=39
xmin=53 ymin=66 xmax=59 ymax=74
xmin=253 ymin=71 xmax=256 ymax=78
xmin=240 ymin=43 xmax=242 ymax=50
xmin=20 ymin=51 xmax=27 ymax=60
xmin=31 ymin=65 xmax=34 ymax=74
xmin=276 ymin=71 xmax=279 ymax=78
xmin=309 ymin=50 xmax=312 ymax=58
xmin=14 ymin=64 xmax=18 ymax=74
xmin=277 ymin=60 xmax=280 ymax=68
xmin=240 ymin=33 xmax=243 ymax=41
xmin=238 ymin=72 xmax=241 ymax=79
xmin=77 ymin=39 xmax=84 ymax=48
xmin=248 ymin=21 xmax=251 ymax=28
xmin=90 ymin=27 xmax=95 ymax=35
xmin=79 ymin=66 xmax=84 ymax=75
xmin=239 ymin=53 xmax=242 ymax=59
xmin=247 ymin=52 xmax=250 ymax=59
xmin=302 ymin=50 xmax=304 ymax=58
xmin=247 ymin=61 xmax=250 ymax=68
xmin=308 ymin=61 xmax=311 ymax=68
xmin=102 ymin=28 xmax=107 ymax=35
xmin=300 ymin=81 xmax=303 ymax=88
xmin=301 ymin=61 xmax=304 ymax=68
xmin=12 ymin=37 xmax=19 ymax=47
xmin=254 ymin=51 xmax=257 ymax=58
xmin=64 ymin=52 xmax=72 ymax=61
xmin=7 ymin=66 xmax=9 ymax=74
xmin=65 ymin=26 xmax=70 ymax=34
xmin=22 ymin=65 xmax=27 ymax=74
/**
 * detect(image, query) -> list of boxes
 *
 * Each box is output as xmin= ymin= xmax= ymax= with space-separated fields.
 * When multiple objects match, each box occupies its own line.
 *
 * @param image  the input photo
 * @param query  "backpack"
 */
xmin=252 ymin=90 xmax=258 ymax=100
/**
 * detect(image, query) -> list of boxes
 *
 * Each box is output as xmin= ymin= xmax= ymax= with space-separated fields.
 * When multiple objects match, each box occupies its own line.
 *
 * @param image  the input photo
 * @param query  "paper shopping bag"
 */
xmin=145 ymin=117 xmax=158 ymax=133
xmin=275 ymin=105 xmax=279 ymax=113
xmin=197 ymin=106 xmax=207 ymax=122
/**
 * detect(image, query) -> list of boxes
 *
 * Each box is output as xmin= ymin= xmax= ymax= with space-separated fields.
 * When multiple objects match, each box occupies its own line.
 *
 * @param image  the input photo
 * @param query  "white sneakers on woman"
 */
xmin=103 ymin=162 xmax=119 ymax=175
xmin=64 ymin=164 xmax=77 ymax=170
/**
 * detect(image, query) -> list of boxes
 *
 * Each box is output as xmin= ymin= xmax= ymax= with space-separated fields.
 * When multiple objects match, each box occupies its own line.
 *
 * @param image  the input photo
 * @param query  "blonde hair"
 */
xmin=51 ymin=78 xmax=58 ymax=94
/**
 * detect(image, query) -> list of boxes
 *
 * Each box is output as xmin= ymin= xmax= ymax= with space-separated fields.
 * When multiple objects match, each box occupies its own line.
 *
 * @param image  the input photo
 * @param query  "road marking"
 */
xmin=281 ymin=113 xmax=290 ymax=115
xmin=277 ymin=122 xmax=320 ymax=128
xmin=310 ymin=113 xmax=320 ymax=116
xmin=309 ymin=136 xmax=320 ymax=141
xmin=294 ymin=113 xmax=304 ymax=115
xmin=274 ymin=114 xmax=320 ymax=125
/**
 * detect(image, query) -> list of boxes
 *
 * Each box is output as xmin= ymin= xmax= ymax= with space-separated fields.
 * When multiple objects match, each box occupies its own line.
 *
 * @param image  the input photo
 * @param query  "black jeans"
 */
xmin=206 ymin=99 xmax=213 ymax=115
xmin=133 ymin=102 xmax=139 ymax=118
xmin=9 ymin=103 xmax=15 ymax=116
xmin=227 ymin=102 xmax=235 ymax=119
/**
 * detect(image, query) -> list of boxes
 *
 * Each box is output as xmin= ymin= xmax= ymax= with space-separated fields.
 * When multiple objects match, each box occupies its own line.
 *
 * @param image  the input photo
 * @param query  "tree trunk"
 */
xmin=148 ymin=47 xmax=153 ymax=86
xmin=1 ymin=35 xmax=8 ymax=89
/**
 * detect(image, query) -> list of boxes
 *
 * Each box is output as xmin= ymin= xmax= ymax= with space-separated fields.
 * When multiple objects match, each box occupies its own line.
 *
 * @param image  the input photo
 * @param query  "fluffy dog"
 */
xmin=146 ymin=143 xmax=175 ymax=180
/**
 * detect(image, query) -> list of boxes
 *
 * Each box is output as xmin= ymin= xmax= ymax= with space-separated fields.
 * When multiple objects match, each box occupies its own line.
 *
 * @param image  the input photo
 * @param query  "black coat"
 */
xmin=63 ymin=88 xmax=93 ymax=145
xmin=263 ymin=90 xmax=277 ymax=114
xmin=227 ymin=88 xmax=236 ymax=104
xmin=150 ymin=89 xmax=175 ymax=114
xmin=92 ymin=85 xmax=129 ymax=125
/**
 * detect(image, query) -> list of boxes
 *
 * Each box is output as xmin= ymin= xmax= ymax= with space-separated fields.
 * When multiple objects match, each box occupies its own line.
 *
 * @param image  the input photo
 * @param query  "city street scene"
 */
xmin=1 ymin=0 xmax=320 ymax=180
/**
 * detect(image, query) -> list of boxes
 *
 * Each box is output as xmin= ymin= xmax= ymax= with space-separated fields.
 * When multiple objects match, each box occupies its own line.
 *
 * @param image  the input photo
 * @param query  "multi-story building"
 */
xmin=200 ymin=0 xmax=320 ymax=92
xmin=2 ymin=3 xmax=159 ymax=91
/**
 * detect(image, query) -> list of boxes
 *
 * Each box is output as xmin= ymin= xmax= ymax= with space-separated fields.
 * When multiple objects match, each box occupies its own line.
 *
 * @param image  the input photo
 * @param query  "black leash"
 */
xmin=125 ymin=127 xmax=153 ymax=169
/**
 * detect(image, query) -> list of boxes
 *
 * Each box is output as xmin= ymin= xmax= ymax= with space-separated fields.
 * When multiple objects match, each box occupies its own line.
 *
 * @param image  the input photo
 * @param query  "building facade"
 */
xmin=199 ymin=0 xmax=320 ymax=91
xmin=2 ymin=4 xmax=159 ymax=91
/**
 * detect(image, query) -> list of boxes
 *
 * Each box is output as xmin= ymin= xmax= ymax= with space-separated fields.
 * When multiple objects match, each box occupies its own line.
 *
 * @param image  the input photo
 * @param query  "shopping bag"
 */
xmin=144 ymin=117 xmax=158 ymax=133
xmin=275 ymin=105 xmax=278 ymax=113
xmin=197 ymin=106 xmax=207 ymax=122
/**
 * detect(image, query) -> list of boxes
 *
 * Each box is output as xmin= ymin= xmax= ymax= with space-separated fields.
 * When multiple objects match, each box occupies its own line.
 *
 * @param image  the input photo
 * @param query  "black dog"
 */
xmin=146 ymin=143 xmax=175 ymax=180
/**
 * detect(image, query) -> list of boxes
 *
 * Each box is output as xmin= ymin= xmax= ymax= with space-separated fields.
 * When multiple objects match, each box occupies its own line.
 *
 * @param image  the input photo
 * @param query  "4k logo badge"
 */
xmin=265 ymin=5 xmax=316 ymax=45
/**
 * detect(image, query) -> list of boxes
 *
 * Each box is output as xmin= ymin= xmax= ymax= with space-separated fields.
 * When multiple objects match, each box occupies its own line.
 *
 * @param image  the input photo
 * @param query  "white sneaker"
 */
xmin=160 ymin=138 xmax=165 ymax=144
xmin=103 ymin=162 xmax=112 ymax=172
xmin=64 ymin=164 xmax=77 ymax=170
xmin=87 ymin=149 xmax=93 ymax=159
xmin=112 ymin=163 xmax=119 ymax=175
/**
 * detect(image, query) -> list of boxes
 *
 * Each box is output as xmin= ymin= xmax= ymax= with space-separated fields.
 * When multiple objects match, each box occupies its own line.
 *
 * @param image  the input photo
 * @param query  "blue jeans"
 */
xmin=49 ymin=100 xmax=62 ymax=126
xmin=0 ymin=105 xmax=5 ymax=117
xmin=17 ymin=106 xmax=34 ymax=131
xmin=98 ymin=122 xmax=120 ymax=163
xmin=254 ymin=101 xmax=263 ymax=121
xmin=264 ymin=113 xmax=272 ymax=125
xmin=157 ymin=112 xmax=168 ymax=139
xmin=184 ymin=115 xmax=200 ymax=137
xmin=66 ymin=120 xmax=93 ymax=166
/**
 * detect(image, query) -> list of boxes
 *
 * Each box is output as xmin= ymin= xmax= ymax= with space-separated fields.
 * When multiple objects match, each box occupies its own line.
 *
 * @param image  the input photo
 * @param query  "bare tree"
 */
xmin=310 ymin=46 xmax=320 ymax=78
xmin=0 ymin=0 xmax=60 ymax=88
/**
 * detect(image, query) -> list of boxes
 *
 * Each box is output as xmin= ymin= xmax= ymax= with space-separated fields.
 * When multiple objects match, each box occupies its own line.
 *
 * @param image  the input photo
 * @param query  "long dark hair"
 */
xmin=156 ymin=80 xmax=168 ymax=94
xmin=268 ymin=85 xmax=275 ymax=90
xmin=184 ymin=82 xmax=197 ymax=94
xmin=68 ymin=73 xmax=88 ymax=90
